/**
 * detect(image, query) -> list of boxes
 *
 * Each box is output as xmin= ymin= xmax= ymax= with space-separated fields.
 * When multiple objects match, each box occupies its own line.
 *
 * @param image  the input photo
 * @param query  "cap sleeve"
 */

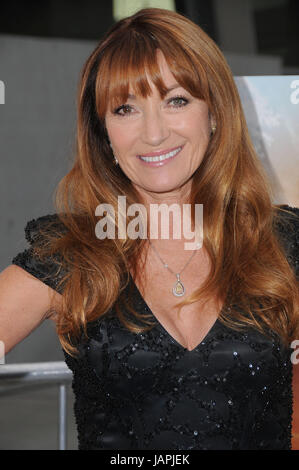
xmin=274 ymin=204 xmax=299 ymax=280
xmin=12 ymin=214 xmax=68 ymax=294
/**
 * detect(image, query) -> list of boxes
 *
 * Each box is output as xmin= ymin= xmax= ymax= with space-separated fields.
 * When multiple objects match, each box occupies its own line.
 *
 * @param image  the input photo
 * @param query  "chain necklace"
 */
xmin=148 ymin=240 xmax=198 ymax=297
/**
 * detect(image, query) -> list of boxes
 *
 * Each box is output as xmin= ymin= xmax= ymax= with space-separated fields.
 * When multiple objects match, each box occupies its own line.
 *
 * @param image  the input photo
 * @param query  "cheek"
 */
xmin=175 ymin=107 xmax=210 ymax=141
xmin=109 ymin=127 xmax=133 ymax=153
xmin=182 ymin=121 xmax=210 ymax=145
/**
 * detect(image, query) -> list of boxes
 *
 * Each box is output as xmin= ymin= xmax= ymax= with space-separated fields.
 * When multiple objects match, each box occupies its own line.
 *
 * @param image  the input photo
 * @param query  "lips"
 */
xmin=137 ymin=145 xmax=183 ymax=166
xmin=137 ymin=145 xmax=182 ymax=158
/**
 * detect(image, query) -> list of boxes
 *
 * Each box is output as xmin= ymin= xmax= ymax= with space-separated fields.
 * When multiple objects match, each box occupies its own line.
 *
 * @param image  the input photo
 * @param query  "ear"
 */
xmin=209 ymin=111 xmax=215 ymax=125
xmin=209 ymin=113 xmax=217 ymax=136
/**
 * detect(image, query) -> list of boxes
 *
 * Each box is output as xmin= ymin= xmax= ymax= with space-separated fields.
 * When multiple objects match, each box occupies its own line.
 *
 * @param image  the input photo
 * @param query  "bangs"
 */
xmin=95 ymin=29 xmax=208 ymax=121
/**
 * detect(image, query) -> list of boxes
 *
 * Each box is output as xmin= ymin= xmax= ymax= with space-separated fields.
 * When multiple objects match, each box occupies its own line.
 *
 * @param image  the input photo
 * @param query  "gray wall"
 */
xmin=0 ymin=34 xmax=98 ymax=363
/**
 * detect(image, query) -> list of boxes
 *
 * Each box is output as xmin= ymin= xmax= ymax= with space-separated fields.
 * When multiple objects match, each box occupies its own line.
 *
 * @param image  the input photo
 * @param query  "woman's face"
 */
xmin=105 ymin=49 xmax=214 ymax=203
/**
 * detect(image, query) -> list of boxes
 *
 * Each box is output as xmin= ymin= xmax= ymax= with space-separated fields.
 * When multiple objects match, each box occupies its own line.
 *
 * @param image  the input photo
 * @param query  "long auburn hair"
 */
xmin=33 ymin=8 xmax=299 ymax=357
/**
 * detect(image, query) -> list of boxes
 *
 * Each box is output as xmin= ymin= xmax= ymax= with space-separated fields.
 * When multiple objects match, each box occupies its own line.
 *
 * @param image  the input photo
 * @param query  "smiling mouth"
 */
xmin=138 ymin=146 xmax=183 ymax=162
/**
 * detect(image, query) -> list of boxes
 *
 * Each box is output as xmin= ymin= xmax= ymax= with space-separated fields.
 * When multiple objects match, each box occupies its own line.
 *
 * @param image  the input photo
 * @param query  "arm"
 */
xmin=0 ymin=213 xmax=67 ymax=356
xmin=0 ymin=264 xmax=61 ymax=356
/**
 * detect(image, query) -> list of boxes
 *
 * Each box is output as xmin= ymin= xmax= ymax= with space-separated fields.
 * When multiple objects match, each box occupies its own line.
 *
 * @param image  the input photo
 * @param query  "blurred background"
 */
xmin=0 ymin=0 xmax=298 ymax=450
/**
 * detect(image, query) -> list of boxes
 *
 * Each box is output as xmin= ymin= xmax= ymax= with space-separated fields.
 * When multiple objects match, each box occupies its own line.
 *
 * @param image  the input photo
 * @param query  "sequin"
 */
xmin=11 ymin=205 xmax=299 ymax=450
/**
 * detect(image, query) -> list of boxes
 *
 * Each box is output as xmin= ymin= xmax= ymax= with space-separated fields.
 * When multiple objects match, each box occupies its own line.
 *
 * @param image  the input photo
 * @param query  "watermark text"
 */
xmin=0 ymin=80 xmax=5 ymax=104
xmin=95 ymin=197 xmax=203 ymax=250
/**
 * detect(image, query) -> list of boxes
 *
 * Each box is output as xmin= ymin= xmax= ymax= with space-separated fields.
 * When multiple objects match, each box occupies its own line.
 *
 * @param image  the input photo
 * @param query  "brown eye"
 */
xmin=113 ymin=104 xmax=133 ymax=116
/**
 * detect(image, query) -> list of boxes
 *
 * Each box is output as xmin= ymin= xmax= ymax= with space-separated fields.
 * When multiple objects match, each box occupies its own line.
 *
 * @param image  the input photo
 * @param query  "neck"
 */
xmin=135 ymin=182 xmax=192 ymax=207
xmin=133 ymin=182 xmax=195 ymax=241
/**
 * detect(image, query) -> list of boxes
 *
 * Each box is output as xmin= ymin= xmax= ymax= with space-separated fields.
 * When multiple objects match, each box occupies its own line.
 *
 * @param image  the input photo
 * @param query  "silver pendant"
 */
xmin=172 ymin=274 xmax=185 ymax=297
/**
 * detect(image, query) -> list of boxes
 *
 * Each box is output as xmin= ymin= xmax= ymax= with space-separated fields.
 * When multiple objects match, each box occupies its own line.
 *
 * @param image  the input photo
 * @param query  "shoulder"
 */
xmin=11 ymin=213 xmax=69 ymax=294
xmin=273 ymin=204 xmax=299 ymax=277
xmin=273 ymin=204 xmax=299 ymax=226
xmin=273 ymin=204 xmax=299 ymax=239
xmin=23 ymin=213 xmax=68 ymax=245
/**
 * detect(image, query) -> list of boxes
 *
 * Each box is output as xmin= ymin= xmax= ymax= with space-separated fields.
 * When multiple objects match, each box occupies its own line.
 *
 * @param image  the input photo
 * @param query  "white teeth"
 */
xmin=139 ymin=147 xmax=182 ymax=162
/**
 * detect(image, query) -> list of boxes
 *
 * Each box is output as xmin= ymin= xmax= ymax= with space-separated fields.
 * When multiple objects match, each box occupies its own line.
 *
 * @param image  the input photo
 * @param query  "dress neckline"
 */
xmin=128 ymin=272 xmax=222 ymax=353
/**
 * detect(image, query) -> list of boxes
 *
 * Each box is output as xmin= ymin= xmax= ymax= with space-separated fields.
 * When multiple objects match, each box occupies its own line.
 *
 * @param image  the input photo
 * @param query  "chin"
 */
xmin=145 ymin=182 xmax=181 ymax=193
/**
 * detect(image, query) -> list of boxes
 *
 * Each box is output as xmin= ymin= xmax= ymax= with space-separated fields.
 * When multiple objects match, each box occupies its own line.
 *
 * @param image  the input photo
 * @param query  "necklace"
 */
xmin=148 ymin=240 xmax=198 ymax=297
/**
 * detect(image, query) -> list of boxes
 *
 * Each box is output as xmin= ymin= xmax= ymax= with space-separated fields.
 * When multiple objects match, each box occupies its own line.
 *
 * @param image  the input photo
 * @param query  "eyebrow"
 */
xmin=127 ymin=84 xmax=182 ymax=100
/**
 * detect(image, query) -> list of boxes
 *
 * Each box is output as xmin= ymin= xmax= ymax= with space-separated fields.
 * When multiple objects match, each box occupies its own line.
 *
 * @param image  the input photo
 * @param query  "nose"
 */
xmin=140 ymin=106 xmax=170 ymax=146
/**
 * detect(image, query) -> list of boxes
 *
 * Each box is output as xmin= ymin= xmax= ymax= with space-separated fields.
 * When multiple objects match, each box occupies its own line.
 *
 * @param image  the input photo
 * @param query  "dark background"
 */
xmin=0 ymin=0 xmax=298 ymax=71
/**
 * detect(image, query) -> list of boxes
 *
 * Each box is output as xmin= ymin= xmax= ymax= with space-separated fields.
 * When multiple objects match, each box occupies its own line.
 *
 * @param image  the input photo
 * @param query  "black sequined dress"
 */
xmin=12 ymin=205 xmax=299 ymax=450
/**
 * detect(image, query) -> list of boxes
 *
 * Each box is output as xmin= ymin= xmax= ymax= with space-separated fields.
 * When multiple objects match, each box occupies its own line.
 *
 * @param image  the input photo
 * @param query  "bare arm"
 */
xmin=0 ymin=264 xmax=61 ymax=356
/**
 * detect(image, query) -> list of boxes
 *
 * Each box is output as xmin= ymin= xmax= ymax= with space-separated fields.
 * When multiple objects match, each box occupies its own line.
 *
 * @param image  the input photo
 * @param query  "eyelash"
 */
xmin=112 ymin=95 xmax=189 ymax=116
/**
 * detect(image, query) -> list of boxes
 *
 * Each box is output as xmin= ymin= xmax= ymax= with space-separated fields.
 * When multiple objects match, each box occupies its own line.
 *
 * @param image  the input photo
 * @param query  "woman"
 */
xmin=1 ymin=8 xmax=299 ymax=450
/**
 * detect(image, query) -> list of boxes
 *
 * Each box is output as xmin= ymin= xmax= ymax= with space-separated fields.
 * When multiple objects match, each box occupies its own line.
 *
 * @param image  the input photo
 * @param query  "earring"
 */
xmin=109 ymin=141 xmax=119 ymax=165
xmin=210 ymin=123 xmax=217 ymax=136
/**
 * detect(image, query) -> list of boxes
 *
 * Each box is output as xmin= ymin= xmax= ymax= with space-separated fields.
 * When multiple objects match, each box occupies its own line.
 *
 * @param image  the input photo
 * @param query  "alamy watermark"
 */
xmin=291 ymin=340 xmax=299 ymax=365
xmin=290 ymin=79 xmax=299 ymax=104
xmin=95 ymin=197 xmax=203 ymax=250
xmin=0 ymin=80 xmax=5 ymax=104
xmin=0 ymin=340 xmax=5 ymax=364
